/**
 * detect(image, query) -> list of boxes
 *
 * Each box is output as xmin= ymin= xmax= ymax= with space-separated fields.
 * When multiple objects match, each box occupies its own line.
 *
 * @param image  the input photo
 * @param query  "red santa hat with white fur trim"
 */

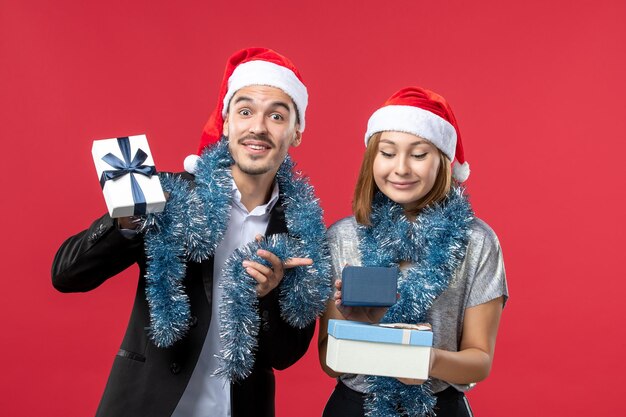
xmin=184 ymin=47 xmax=308 ymax=174
xmin=364 ymin=86 xmax=470 ymax=182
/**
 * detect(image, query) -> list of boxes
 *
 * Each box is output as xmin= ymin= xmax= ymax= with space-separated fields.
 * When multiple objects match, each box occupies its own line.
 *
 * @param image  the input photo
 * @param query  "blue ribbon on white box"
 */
xmin=99 ymin=136 xmax=157 ymax=215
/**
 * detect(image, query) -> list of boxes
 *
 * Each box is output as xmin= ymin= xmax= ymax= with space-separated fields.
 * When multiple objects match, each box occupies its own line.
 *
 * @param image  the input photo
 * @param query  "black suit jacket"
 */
xmin=52 ymin=186 xmax=316 ymax=417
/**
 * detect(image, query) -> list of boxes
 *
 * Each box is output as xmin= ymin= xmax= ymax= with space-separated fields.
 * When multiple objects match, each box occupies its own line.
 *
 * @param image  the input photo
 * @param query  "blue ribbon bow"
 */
xmin=99 ymin=136 xmax=157 ymax=215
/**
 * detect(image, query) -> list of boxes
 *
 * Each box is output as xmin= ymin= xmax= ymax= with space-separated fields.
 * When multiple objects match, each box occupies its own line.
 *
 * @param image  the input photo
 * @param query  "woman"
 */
xmin=318 ymin=87 xmax=508 ymax=417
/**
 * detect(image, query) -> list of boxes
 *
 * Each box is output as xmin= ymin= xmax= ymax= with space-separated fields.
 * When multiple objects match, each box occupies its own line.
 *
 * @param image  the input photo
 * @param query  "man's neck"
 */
xmin=231 ymin=167 xmax=276 ymax=212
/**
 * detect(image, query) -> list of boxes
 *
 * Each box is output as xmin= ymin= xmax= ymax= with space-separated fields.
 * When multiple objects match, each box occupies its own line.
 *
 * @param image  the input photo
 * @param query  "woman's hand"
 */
xmin=334 ymin=279 xmax=390 ymax=323
xmin=396 ymin=348 xmax=437 ymax=385
xmin=397 ymin=296 xmax=504 ymax=386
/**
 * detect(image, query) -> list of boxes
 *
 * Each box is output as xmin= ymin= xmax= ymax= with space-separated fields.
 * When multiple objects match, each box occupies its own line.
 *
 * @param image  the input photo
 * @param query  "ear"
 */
xmin=291 ymin=130 xmax=302 ymax=147
xmin=222 ymin=115 xmax=229 ymax=137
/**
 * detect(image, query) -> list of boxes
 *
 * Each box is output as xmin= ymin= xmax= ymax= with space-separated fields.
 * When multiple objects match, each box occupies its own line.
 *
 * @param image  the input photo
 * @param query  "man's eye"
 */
xmin=239 ymin=109 xmax=251 ymax=116
xmin=270 ymin=113 xmax=284 ymax=121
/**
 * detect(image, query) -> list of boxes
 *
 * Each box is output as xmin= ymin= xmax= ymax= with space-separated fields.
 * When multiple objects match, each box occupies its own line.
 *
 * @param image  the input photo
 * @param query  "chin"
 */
xmin=236 ymin=161 xmax=274 ymax=176
xmin=239 ymin=166 xmax=272 ymax=176
xmin=392 ymin=197 xmax=416 ymax=206
xmin=394 ymin=196 xmax=429 ymax=211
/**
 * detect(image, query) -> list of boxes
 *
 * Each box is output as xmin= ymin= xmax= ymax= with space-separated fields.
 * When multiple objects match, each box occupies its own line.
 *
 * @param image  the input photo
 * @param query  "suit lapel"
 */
xmin=201 ymin=257 xmax=215 ymax=306
xmin=264 ymin=198 xmax=288 ymax=236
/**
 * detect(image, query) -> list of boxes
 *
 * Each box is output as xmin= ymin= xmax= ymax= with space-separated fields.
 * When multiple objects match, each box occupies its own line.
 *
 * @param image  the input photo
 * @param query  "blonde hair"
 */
xmin=353 ymin=133 xmax=452 ymax=225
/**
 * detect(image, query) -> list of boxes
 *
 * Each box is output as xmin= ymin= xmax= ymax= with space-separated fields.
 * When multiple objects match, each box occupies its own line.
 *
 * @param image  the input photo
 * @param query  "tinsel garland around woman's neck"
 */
xmin=357 ymin=186 xmax=474 ymax=417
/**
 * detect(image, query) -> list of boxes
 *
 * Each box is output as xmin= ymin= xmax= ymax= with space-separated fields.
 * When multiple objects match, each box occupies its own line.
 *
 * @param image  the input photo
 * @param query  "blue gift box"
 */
xmin=327 ymin=319 xmax=433 ymax=346
xmin=326 ymin=319 xmax=433 ymax=379
xmin=341 ymin=266 xmax=398 ymax=307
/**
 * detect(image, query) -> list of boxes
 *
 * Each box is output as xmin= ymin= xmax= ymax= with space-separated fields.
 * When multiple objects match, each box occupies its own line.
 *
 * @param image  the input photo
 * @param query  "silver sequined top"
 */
xmin=326 ymin=216 xmax=508 ymax=393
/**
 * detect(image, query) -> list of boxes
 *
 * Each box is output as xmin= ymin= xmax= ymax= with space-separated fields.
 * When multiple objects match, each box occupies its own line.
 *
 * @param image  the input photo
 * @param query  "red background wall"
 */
xmin=2 ymin=1 xmax=625 ymax=415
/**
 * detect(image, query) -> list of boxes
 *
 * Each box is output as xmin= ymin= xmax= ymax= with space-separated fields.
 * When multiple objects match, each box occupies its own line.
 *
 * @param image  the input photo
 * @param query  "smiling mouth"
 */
xmin=240 ymin=138 xmax=273 ymax=153
xmin=246 ymin=143 xmax=270 ymax=150
xmin=389 ymin=181 xmax=418 ymax=189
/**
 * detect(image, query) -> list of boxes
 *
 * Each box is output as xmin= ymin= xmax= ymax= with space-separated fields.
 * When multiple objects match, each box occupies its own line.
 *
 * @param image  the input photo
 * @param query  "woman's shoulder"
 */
xmin=330 ymin=216 xmax=357 ymax=227
xmin=327 ymin=216 xmax=358 ymax=240
xmin=326 ymin=216 xmax=361 ymax=268
xmin=468 ymin=217 xmax=503 ymax=253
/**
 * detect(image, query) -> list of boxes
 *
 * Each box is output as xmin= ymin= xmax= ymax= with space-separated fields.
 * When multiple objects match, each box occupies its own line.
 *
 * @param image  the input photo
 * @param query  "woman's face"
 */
xmin=373 ymin=131 xmax=441 ymax=211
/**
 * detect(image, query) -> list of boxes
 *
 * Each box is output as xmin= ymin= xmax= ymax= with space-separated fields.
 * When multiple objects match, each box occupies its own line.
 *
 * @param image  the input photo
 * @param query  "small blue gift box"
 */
xmin=92 ymin=134 xmax=166 ymax=218
xmin=326 ymin=319 xmax=433 ymax=379
xmin=341 ymin=266 xmax=398 ymax=307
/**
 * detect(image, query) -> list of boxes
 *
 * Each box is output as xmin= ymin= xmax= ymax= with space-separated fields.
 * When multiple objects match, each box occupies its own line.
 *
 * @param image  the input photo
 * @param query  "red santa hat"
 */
xmin=364 ymin=86 xmax=470 ymax=182
xmin=184 ymin=47 xmax=308 ymax=174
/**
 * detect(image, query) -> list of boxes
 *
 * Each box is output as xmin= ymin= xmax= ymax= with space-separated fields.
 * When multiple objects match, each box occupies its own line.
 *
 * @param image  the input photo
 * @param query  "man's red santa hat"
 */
xmin=365 ymin=86 xmax=470 ymax=182
xmin=185 ymin=47 xmax=308 ymax=174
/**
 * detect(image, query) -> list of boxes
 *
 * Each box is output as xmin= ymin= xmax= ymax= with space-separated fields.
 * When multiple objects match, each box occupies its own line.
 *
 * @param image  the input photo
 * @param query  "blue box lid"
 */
xmin=327 ymin=319 xmax=433 ymax=347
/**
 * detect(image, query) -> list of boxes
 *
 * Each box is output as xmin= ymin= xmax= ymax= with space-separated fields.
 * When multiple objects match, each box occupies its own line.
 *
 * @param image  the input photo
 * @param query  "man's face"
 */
xmin=223 ymin=85 xmax=301 ymax=178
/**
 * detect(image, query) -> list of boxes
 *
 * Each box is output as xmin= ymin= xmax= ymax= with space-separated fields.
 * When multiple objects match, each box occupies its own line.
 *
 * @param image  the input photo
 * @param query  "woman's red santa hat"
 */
xmin=185 ymin=47 xmax=308 ymax=174
xmin=364 ymin=86 xmax=470 ymax=182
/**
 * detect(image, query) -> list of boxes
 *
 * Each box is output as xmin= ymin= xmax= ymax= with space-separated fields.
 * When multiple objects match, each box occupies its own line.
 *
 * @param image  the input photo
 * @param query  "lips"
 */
xmin=239 ymin=137 xmax=273 ymax=154
xmin=245 ymin=143 xmax=270 ymax=150
xmin=388 ymin=180 xmax=418 ymax=190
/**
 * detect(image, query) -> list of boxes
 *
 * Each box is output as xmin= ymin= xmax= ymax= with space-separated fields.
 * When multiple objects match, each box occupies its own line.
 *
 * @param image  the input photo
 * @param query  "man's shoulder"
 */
xmin=160 ymin=171 xmax=194 ymax=180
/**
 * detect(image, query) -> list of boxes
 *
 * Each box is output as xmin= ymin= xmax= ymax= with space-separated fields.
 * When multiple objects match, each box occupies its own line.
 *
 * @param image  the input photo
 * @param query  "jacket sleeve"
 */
xmin=256 ymin=287 xmax=316 ymax=370
xmin=51 ymin=214 xmax=144 ymax=293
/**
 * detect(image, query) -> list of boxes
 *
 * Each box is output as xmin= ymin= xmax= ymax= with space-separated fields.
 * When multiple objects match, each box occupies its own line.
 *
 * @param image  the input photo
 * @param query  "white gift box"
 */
xmin=326 ymin=319 xmax=433 ymax=379
xmin=92 ymin=134 xmax=166 ymax=218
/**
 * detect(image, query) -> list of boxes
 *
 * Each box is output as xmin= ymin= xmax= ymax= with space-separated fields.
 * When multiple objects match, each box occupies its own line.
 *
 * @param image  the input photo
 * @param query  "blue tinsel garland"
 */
xmin=143 ymin=174 xmax=195 ymax=347
xmin=143 ymin=138 xmax=331 ymax=381
xmin=358 ymin=187 xmax=474 ymax=417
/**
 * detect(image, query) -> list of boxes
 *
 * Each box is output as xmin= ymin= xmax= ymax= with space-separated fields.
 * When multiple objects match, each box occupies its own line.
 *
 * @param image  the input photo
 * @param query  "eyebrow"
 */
xmin=232 ymin=96 xmax=253 ymax=106
xmin=232 ymin=96 xmax=292 ymax=113
xmin=270 ymin=101 xmax=292 ymax=113
xmin=380 ymin=138 xmax=426 ymax=146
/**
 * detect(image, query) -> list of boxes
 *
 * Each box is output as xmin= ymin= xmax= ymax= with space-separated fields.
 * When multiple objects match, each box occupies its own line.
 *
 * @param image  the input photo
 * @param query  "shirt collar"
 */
xmin=231 ymin=180 xmax=280 ymax=216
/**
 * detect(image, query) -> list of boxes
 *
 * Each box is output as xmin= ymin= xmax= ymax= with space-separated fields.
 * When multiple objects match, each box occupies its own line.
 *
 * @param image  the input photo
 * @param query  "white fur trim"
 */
xmin=365 ymin=105 xmax=457 ymax=161
xmin=184 ymin=154 xmax=200 ymax=175
xmin=222 ymin=60 xmax=308 ymax=131
xmin=452 ymin=160 xmax=470 ymax=182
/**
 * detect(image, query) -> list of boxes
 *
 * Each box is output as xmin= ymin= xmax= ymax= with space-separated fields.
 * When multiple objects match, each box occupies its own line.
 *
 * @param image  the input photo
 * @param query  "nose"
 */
xmin=248 ymin=113 xmax=268 ymax=135
xmin=394 ymin=155 xmax=410 ymax=176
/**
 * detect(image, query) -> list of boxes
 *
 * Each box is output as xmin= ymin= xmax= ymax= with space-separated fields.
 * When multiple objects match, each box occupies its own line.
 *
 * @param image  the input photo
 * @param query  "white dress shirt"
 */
xmin=172 ymin=180 xmax=280 ymax=417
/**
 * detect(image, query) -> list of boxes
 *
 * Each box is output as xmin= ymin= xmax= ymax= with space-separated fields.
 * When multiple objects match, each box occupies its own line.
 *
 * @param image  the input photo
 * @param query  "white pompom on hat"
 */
xmin=185 ymin=47 xmax=308 ymax=174
xmin=365 ymin=86 xmax=470 ymax=182
xmin=183 ymin=154 xmax=200 ymax=176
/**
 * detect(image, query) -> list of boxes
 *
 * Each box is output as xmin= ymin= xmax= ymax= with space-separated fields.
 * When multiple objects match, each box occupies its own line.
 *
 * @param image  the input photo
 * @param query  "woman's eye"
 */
xmin=412 ymin=152 xmax=428 ymax=160
xmin=380 ymin=151 xmax=394 ymax=158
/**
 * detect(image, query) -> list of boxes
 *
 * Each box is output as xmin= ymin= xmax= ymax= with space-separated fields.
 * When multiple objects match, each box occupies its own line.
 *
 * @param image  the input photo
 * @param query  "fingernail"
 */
xmin=242 ymin=261 xmax=249 ymax=267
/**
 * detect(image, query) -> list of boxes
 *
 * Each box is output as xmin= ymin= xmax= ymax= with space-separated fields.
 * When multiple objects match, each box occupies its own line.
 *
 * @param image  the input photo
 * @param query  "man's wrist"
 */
xmin=116 ymin=216 xmax=148 ymax=238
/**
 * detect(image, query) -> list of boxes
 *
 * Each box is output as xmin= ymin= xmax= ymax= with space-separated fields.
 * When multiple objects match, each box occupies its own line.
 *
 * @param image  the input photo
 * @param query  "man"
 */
xmin=52 ymin=47 xmax=329 ymax=417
